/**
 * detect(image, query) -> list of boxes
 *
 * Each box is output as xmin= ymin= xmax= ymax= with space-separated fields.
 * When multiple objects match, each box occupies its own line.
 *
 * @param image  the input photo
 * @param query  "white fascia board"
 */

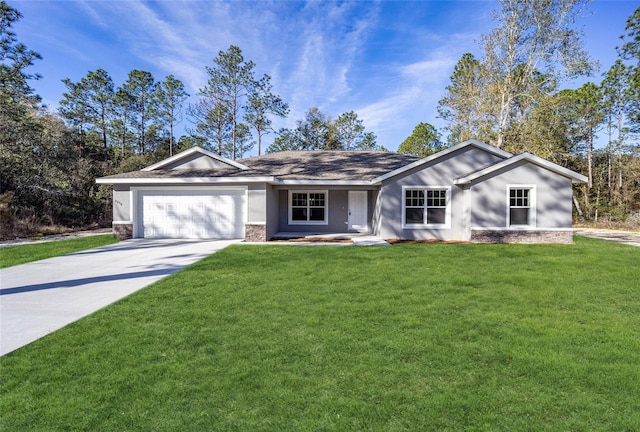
xmin=276 ymin=179 xmax=374 ymax=186
xmin=372 ymin=140 xmax=512 ymax=184
xmin=454 ymin=153 xmax=588 ymax=185
xmin=96 ymin=176 xmax=275 ymax=185
xmin=141 ymin=147 xmax=251 ymax=171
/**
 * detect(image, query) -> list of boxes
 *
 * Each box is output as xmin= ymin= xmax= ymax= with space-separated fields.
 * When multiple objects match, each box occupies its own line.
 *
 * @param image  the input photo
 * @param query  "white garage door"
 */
xmin=138 ymin=190 xmax=245 ymax=239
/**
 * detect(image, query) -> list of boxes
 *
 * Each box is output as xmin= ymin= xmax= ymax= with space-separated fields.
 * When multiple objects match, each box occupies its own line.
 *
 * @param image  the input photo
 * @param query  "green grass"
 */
xmin=0 ymin=234 xmax=119 ymax=268
xmin=1 ymin=236 xmax=639 ymax=431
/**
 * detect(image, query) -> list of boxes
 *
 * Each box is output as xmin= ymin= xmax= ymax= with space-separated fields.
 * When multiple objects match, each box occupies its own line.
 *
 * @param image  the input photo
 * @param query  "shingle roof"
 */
xmin=99 ymin=151 xmax=420 ymax=182
xmin=238 ymin=151 xmax=420 ymax=180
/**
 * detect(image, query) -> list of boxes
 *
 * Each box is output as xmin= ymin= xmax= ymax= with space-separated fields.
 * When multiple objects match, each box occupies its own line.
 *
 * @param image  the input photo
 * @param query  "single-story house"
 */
xmin=96 ymin=139 xmax=587 ymax=243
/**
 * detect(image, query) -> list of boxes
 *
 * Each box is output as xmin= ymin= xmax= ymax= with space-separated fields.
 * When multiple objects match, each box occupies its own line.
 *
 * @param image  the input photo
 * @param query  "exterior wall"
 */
xmin=247 ymin=185 xmax=266 ymax=224
xmin=113 ymin=185 xmax=132 ymax=222
xmin=245 ymin=184 xmax=268 ymax=242
xmin=162 ymin=153 xmax=237 ymax=170
xmin=274 ymin=187 xmax=374 ymax=234
xmin=366 ymin=190 xmax=376 ymax=232
xmin=277 ymin=189 xmax=350 ymax=233
xmin=265 ymin=185 xmax=280 ymax=240
xmin=469 ymin=161 xmax=573 ymax=230
xmin=370 ymin=189 xmax=382 ymax=236
xmin=377 ymin=146 xmax=505 ymax=240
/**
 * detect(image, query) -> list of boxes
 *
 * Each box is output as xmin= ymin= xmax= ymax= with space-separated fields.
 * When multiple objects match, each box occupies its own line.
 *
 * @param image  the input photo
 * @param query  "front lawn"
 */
xmin=0 ymin=234 xmax=119 ymax=268
xmin=1 ymin=237 xmax=639 ymax=431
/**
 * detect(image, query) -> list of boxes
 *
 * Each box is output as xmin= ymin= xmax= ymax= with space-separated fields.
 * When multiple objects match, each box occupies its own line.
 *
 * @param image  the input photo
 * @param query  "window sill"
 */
xmin=402 ymin=224 xmax=451 ymax=230
xmin=288 ymin=221 xmax=329 ymax=226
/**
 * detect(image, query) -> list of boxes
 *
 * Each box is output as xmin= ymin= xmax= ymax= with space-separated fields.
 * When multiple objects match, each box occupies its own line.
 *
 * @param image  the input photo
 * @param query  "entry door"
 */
xmin=348 ymin=191 xmax=368 ymax=232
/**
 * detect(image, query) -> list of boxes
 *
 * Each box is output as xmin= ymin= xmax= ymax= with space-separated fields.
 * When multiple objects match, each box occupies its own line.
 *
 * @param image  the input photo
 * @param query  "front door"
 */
xmin=348 ymin=191 xmax=368 ymax=232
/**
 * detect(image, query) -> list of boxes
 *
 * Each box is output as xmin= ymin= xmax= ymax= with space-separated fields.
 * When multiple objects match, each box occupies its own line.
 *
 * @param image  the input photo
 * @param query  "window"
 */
xmin=403 ymin=187 xmax=449 ymax=228
xmin=508 ymin=186 xmax=535 ymax=227
xmin=289 ymin=191 xmax=328 ymax=224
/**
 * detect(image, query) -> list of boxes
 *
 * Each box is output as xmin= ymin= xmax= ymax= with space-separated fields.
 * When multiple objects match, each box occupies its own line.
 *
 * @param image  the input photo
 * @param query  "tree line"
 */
xmin=407 ymin=1 xmax=640 ymax=224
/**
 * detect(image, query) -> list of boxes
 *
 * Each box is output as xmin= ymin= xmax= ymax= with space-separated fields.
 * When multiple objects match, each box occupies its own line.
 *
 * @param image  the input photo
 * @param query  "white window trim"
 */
xmin=288 ymin=190 xmax=329 ymax=225
xmin=506 ymin=184 xmax=536 ymax=228
xmin=402 ymin=185 xmax=451 ymax=229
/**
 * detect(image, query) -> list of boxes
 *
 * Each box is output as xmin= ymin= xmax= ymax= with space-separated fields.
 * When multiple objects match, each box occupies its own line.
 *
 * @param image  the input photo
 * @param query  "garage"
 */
xmin=136 ymin=189 xmax=246 ymax=239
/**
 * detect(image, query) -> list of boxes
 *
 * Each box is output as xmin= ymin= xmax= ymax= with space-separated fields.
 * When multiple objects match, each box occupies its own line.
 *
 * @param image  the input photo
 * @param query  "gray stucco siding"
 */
xmin=163 ymin=153 xmax=238 ymax=170
xmin=277 ymin=189 xmax=350 ymax=233
xmin=265 ymin=185 xmax=280 ymax=240
xmin=247 ymin=184 xmax=266 ymax=224
xmin=469 ymin=161 xmax=574 ymax=229
xmin=375 ymin=146 xmax=505 ymax=240
xmin=113 ymin=185 xmax=132 ymax=222
xmin=376 ymin=183 xmax=464 ymax=240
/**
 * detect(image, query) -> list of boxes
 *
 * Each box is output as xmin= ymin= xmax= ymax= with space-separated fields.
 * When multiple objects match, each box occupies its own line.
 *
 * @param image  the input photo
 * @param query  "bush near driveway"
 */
xmin=1 ymin=236 xmax=639 ymax=431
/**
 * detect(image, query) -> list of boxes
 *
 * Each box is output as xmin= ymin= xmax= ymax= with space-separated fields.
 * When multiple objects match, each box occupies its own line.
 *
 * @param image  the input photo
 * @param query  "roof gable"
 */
xmin=453 ymin=152 xmax=588 ymax=184
xmin=142 ymin=147 xmax=250 ymax=172
xmin=371 ymin=139 xmax=512 ymax=183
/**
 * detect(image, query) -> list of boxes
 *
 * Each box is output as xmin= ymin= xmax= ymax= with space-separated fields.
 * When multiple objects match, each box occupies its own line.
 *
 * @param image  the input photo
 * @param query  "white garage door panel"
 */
xmin=139 ymin=191 xmax=245 ymax=239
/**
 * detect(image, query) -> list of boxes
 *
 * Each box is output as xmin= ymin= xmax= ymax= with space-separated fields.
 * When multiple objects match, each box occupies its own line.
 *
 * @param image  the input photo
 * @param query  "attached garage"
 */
xmin=135 ymin=188 xmax=246 ymax=239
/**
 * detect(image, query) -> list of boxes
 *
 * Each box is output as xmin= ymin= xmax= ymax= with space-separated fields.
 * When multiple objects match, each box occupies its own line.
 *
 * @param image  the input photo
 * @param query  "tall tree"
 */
xmin=187 ymin=98 xmax=231 ymax=155
xmin=228 ymin=123 xmax=255 ymax=159
xmin=202 ymin=45 xmax=255 ymax=159
xmin=332 ymin=111 xmax=378 ymax=150
xmin=244 ymin=74 xmax=289 ymax=155
xmin=110 ymin=87 xmax=136 ymax=159
xmin=481 ymin=0 xmax=595 ymax=148
xmin=60 ymin=69 xmax=114 ymax=154
xmin=437 ymin=53 xmax=490 ymax=143
xmin=398 ymin=122 xmax=444 ymax=158
xmin=0 ymin=0 xmax=41 ymax=124
xmin=617 ymin=6 xmax=640 ymax=132
xmin=440 ymin=1 xmax=595 ymax=149
xmin=602 ymin=60 xmax=631 ymax=193
xmin=268 ymin=108 xmax=380 ymax=152
xmin=562 ymin=82 xmax=605 ymax=189
xmin=121 ymin=70 xmax=156 ymax=155
xmin=154 ymin=75 xmax=188 ymax=156
xmin=271 ymin=107 xmax=331 ymax=151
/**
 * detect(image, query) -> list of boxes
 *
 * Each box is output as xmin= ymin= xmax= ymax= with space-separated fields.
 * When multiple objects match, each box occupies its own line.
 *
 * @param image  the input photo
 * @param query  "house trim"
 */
xmin=401 ymin=185 xmax=452 ymax=230
xmin=287 ymin=190 xmax=329 ymax=226
xmin=96 ymin=177 xmax=276 ymax=185
xmin=506 ymin=184 xmax=536 ymax=228
xmin=276 ymin=179 xmax=374 ymax=186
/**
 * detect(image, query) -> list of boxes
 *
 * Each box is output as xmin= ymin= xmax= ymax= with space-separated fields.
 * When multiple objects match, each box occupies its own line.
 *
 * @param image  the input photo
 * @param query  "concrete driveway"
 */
xmin=0 ymin=238 xmax=240 ymax=356
xmin=574 ymin=228 xmax=640 ymax=247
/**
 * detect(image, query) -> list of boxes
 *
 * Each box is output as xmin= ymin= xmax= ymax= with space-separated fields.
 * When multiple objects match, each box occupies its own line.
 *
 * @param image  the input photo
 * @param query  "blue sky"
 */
xmin=12 ymin=0 xmax=638 ymax=154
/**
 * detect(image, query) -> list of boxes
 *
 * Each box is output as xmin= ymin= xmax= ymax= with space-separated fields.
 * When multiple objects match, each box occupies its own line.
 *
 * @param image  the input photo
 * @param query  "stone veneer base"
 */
xmin=245 ymin=224 xmax=267 ymax=242
xmin=113 ymin=223 xmax=133 ymax=240
xmin=470 ymin=230 xmax=573 ymax=244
